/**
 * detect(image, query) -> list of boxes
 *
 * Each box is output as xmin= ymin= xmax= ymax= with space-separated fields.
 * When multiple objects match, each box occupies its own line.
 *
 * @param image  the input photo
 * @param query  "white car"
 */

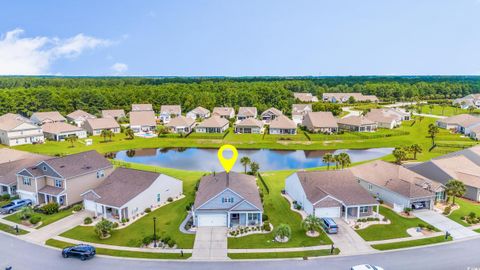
xmin=351 ymin=264 xmax=384 ymax=270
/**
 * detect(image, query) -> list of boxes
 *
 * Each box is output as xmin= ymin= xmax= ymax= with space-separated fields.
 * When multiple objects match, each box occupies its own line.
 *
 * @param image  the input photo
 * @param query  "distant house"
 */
xmin=159 ymin=105 xmax=181 ymax=124
xmin=293 ymin=92 xmax=319 ymax=103
xmin=129 ymin=111 xmax=157 ymax=133
xmin=66 ymin=110 xmax=97 ymax=127
xmin=292 ymin=104 xmax=313 ymax=125
xmin=350 ymin=160 xmax=445 ymax=212
xmin=82 ymin=167 xmax=182 ymax=221
xmin=131 ymin=104 xmax=153 ymax=112
xmin=41 ymin=122 xmax=87 ymax=141
xmin=195 ymin=116 xmax=229 ymax=133
xmin=84 ymin=118 xmax=121 ymax=136
xmin=260 ymin=107 xmax=283 ymax=123
xmin=101 ymin=109 xmax=126 ymax=120
xmin=365 ymin=110 xmax=398 ymax=129
xmin=285 ymin=170 xmax=379 ymax=221
xmin=186 ymin=106 xmax=211 ymax=120
xmin=16 ymin=151 xmax=113 ymax=206
xmin=269 ymin=115 xmax=297 ymax=135
xmin=0 ymin=113 xmax=44 ymax=146
xmin=234 ymin=118 xmax=264 ymax=134
xmin=470 ymin=126 xmax=480 ymax=140
xmin=382 ymin=108 xmax=411 ymax=121
xmin=322 ymin=93 xmax=379 ymax=103
xmin=30 ymin=111 xmax=67 ymax=125
xmin=436 ymin=114 xmax=480 ymax=134
xmin=166 ymin=116 xmax=196 ymax=134
xmin=302 ymin=112 xmax=338 ymax=133
xmin=237 ymin=107 xmax=257 ymax=121
xmin=193 ymin=172 xmax=263 ymax=227
xmin=453 ymin=94 xmax=480 ymax=109
xmin=212 ymin=107 xmax=235 ymax=119
xmin=337 ymin=116 xmax=377 ymax=132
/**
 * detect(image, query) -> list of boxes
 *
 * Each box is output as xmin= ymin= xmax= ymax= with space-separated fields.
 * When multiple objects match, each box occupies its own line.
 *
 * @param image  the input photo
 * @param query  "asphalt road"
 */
xmin=1 ymin=233 xmax=479 ymax=270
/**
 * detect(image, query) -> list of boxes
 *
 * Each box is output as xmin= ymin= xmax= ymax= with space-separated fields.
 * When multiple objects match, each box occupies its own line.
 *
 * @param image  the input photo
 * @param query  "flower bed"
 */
xmin=228 ymin=224 xmax=273 ymax=238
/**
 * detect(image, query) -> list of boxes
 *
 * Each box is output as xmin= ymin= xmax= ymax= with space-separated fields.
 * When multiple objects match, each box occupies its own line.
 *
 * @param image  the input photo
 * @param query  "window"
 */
xmin=42 ymin=166 xmax=47 ymax=171
xmin=54 ymin=179 xmax=62 ymax=188
xmin=157 ymin=193 xmax=161 ymax=202
xmin=96 ymin=170 xmax=105 ymax=178
xmin=222 ymin=197 xmax=234 ymax=203
xmin=359 ymin=206 xmax=369 ymax=214
xmin=22 ymin=176 xmax=31 ymax=186
xmin=368 ymin=184 xmax=373 ymax=191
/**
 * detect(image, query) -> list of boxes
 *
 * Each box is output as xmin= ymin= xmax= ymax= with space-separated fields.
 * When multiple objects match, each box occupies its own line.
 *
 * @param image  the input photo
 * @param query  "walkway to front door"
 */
xmin=191 ymin=227 xmax=228 ymax=260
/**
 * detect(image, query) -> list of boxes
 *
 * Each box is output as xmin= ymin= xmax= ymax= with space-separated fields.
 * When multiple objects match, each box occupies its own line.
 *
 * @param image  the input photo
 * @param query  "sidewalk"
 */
xmin=367 ymin=232 xmax=444 ymax=245
xmin=0 ymin=217 xmax=35 ymax=233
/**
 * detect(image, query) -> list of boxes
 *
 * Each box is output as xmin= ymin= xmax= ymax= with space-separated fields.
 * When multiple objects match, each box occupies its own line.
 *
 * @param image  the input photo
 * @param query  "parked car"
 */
xmin=412 ymin=202 xmax=426 ymax=209
xmin=351 ymin=264 xmax=384 ymax=270
xmin=62 ymin=244 xmax=96 ymax=261
xmin=320 ymin=217 xmax=338 ymax=234
xmin=0 ymin=199 xmax=32 ymax=214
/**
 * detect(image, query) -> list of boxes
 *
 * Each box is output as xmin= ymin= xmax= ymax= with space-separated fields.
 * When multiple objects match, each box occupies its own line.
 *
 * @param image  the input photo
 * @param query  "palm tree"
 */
xmin=240 ymin=156 xmax=251 ymax=174
xmin=124 ymin=128 xmax=135 ymax=140
xmin=445 ymin=179 xmax=466 ymax=205
xmin=274 ymin=224 xmax=292 ymax=242
xmin=338 ymin=152 xmax=351 ymax=169
xmin=100 ymin=129 xmax=110 ymax=142
xmin=409 ymin=144 xmax=422 ymax=160
xmin=468 ymin=106 xmax=475 ymax=114
xmin=108 ymin=130 xmax=115 ymax=141
xmin=322 ymin=153 xmax=335 ymax=170
xmin=301 ymin=215 xmax=321 ymax=235
xmin=334 ymin=154 xmax=341 ymax=169
xmin=429 ymin=104 xmax=434 ymax=114
xmin=66 ymin=134 xmax=78 ymax=148
xmin=428 ymin=123 xmax=439 ymax=147
xmin=250 ymin=162 xmax=260 ymax=175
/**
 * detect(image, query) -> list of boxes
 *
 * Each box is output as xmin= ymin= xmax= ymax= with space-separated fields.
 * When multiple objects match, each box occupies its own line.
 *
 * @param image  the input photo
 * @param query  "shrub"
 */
xmin=121 ymin=218 xmax=129 ymax=223
xmin=295 ymin=204 xmax=302 ymax=210
xmin=275 ymin=224 xmax=292 ymax=242
xmin=443 ymin=206 xmax=451 ymax=215
xmin=17 ymin=207 xmax=34 ymax=220
xmin=1 ymin=193 xmax=10 ymax=201
xmin=354 ymin=225 xmax=360 ymax=229
xmin=262 ymin=214 xmax=269 ymax=222
xmin=95 ymin=218 xmax=114 ymax=238
xmin=383 ymin=217 xmax=388 ymax=222
xmin=29 ymin=215 xmax=41 ymax=225
xmin=142 ymin=235 xmax=154 ymax=246
xmin=460 ymin=216 xmax=466 ymax=220
xmin=404 ymin=207 xmax=412 ymax=214
xmin=84 ymin=217 xmax=93 ymax=225
xmin=162 ymin=235 xmax=171 ymax=244
xmin=418 ymin=223 xmax=425 ymax=228
xmin=112 ymin=222 xmax=119 ymax=229
xmin=72 ymin=204 xmax=83 ymax=212
xmin=167 ymin=197 xmax=174 ymax=202
xmin=41 ymin=202 xmax=59 ymax=215
xmin=378 ymin=199 xmax=384 ymax=204
xmin=426 ymin=225 xmax=435 ymax=231
xmin=145 ymin=208 xmax=151 ymax=213
xmin=167 ymin=239 xmax=176 ymax=248
xmin=263 ymin=221 xmax=271 ymax=231
xmin=469 ymin=212 xmax=477 ymax=219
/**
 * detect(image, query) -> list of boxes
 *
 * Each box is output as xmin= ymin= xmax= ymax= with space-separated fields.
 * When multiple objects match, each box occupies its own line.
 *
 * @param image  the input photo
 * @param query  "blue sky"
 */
xmin=1 ymin=0 xmax=480 ymax=76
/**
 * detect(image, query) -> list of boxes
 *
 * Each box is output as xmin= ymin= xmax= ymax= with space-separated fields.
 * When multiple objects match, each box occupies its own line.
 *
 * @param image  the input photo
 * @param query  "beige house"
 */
xmin=101 ymin=109 xmax=126 ymax=120
xmin=131 ymin=104 xmax=153 ymax=112
xmin=436 ymin=114 xmax=480 ymax=135
xmin=42 ymin=122 xmax=87 ymax=141
xmin=159 ymin=105 xmax=182 ymax=123
xmin=292 ymin=104 xmax=313 ymax=125
xmin=195 ymin=116 xmax=229 ymax=133
xmin=337 ymin=116 xmax=377 ymax=132
xmin=302 ymin=111 xmax=338 ymax=133
xmin=30 ymin=111 xmax=66 ymax=125
xmin=66 ymin=110 xmax=96 ymax=127
xmin=269 ymin=115 xmax=297 ymax=135
xmin=365 ymin=110 xmax=398 ymax=129
xmin=84 ymin=118 xmax=121 ymax=136
xmin=293 ymin=92 xmax=319 ymax=102
xmin=212 ymin=107 xmax=235 ymax=119
xmin=237 ymin=107 xmax=257 ymax=121
xmin=322 ymin=93 xmax=379 ymax=103
xmin=129 ymin=111 xmax=157 ymax=133
xmin=0 ymin=113 xmax=44 ymax=146
xmin=235 ymin=118 xmax=264 ymax=134
xmin=260 ymin=107 xmax=283 ymax=123
xmin=186 ymin=106 xmax=211 ymax=120
xmin=16 ymin=151 xmax=114 ymax=206
xmin=166 ymin=116 xmax=196 ymax=134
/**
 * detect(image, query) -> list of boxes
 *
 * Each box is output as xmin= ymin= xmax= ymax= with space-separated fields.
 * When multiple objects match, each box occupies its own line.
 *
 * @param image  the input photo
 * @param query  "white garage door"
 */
xmin=197 ymin=213 xmax=227 ymax=227
xmin=83 ymin=199 xmax=97 ymax=212
xmin=315 ymin=207 xmax=341 ymax=218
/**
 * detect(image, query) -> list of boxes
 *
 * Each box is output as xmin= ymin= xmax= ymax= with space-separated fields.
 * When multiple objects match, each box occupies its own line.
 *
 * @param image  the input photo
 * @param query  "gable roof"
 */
xmin=85 ymin=118 xmax=120 ymax=130
xmin=292 ymin=104 xmax=312 ymax=112
xmin=323 ymin=93 xmax=379 ymax=102
xmin=236 ymin=118 xmax=264 ymax=128
xmin=196 ymin=115 xmax=229 ymax=128
xmin=212 ymin=107 xmax=235 ymax=117
xmin=0 ymin=152 xmax=50 ymax=185
xmin=428 ymin=156 xmax=480 ymax=188
xmin=0 ymin=113 xmax=37 ymax=131
xmin=437 ymin=114 xmax=480 ymax=127
xmin=294 ymin=92 xmax=318 ymax=102
xmin=41 ymin=122 xmax=84 ymax=134
xmin=101 ymin=109 xmax=125 ymax=119
xmin=66 ymin=110 xmax=96 ymax=120
xmin=261 ymin=107 xmax=283 ymax=117
xmin=365 ymin=110 xmax=397 ymax=124
xmin=269 ymin=115 xmax=297 ymax=129
xmin=129 ymin=111 xmax=156 ymax=127
xmin=166 ymin=115 xmax=195 ymax=127
xmin=131 ymin=104 xmax=153 ymax=111
xmin=337 ymin=115 xmax=376 ymax=126
xmin=237 ymin=107 xmax=257 ymax=117
xmin=30 ymin=111 xmax=66 ymax=123
xmin=303 ymin=111 xmax=338 ymax=128
xmin=188 ymin=106 xmax=210 ymax=115
xmin=160 ymin=105 xmax=181 ymax=115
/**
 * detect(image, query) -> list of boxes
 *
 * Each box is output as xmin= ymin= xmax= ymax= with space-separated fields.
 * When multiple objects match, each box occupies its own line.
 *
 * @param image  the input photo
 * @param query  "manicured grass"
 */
xmin=45 ymin=239 xmax=191 ymax=259
xmin=60 ymin=162 xmax=204 ymax=249
xmin=355 ymin=206 xmax=435 ymax=241
xmin=371 ymin=235 xmax=452 ymax=250
xmin=0 ymin=222 xmax=29 ymax=235
xmin=228 ymin=170 xmax=333 ymax=249
xmin=228 ymin=249 xmax=339 ymax=259
xmin=446 ymin=198 xmax=480 ymax=227
xmin=418 ymin=104 xmax=480 ymax=116
xmin=4 ymin=206 xmax=75 ymax=229
xmin=474 ymin=228 xmax=480 ymax=233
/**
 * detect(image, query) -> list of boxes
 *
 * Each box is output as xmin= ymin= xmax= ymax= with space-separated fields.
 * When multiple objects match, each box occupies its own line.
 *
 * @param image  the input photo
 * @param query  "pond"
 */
xmin=113 ymin=147 xmax=393 ymax=172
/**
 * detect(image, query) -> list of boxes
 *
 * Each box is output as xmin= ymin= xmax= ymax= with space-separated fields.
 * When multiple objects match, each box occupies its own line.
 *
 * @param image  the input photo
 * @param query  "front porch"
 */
xmin=99 ymin=205 xmax=129 ymax=221
xmin=0 ymin=184 xmax=16 ymax=196
xmin=38 ymin=192 xmax=66 ymax=206
xmin=228 ymin=212 xmax=262 ymax=227
xmin=343 ymin=204 xmax=380 ymax=222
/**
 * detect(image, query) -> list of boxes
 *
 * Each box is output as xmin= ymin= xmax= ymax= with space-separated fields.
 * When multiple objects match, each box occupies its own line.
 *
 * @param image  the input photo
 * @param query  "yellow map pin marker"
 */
xmin=217 ymin=144 xmax=238 ymax=173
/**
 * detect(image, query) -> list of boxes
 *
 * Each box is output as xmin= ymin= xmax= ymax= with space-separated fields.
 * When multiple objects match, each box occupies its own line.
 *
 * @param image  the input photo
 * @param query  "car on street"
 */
xmin=0 ymin=199 xmax=32 ymax=214
xmin=62 ymin=244 xmax=96 ymax=261
xmin=351 ymin=264 xmax=384 ymax=270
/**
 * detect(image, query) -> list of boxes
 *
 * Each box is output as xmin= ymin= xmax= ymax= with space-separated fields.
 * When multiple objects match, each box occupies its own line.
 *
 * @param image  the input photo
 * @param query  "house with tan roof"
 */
xmin=101 ymin=109 xmax=126 ymax=120
xmin=0 ymin=113 xmax=44 ymax=146
xmin=82 ymin=167 xmax=182 ymax=221
xmin=237 ymin=107 xmax=257 ymax=121
xmin=350 ymin=160 xmax=444 ymax=212
xmin=131 ymin=104 xmax=153 ymax=112
xmin=365 ymin=109 xmax=399 ymax=129
xmin=129 ymin=111 xmax=156 ymax=133
xmin=322 ymin=93 xmax=379 ymax=103
xmin=269 ymin=115 xmax=297 ymax=135
xmin=285 ymin=170 xmax=379 ymax=221
xmin=436 ymin=114 xmax=480 ymax=135
xmin=212 ymin=107 xmax=235 ymax=119
xmin=293 ymin=92 xmax=319 ymax=103
xmin=166 ymin=115 xmax=196 ymax=134
xmin=30 ymin=111 xmax=67 ymax=125
xmin=41 ymin=122 xmax=87 ymax=141
xmin=337 ymin=116 xmax=377 ymax=132
xmin=16 ymin=151 xmax=113 ymax=206
xmin=84 ymin=118 xmax=120 ymax=136
xmin=234 ymin=118 xmax=264 ymax=134
xmin=66 ymin=110 xmax=97 ymax=127
xmin=453 ymin=94 xmax=480 ymax=109
xmin=292 ymin=104 xmax=313 ymax=125
xmin=195 ymin=116 xmax=229 ymax=133
xmin=159 ymin=105 xmax=182 ymax=124
xmin=193 ymin=172 xmax=263 ymax=227
xmin=302 ymin=112 xmax=338 ymax=133
xmin=186 ymin=106 xmax=211 ymax=120
xmin=260 ymin=107 xmax=283 ymax=123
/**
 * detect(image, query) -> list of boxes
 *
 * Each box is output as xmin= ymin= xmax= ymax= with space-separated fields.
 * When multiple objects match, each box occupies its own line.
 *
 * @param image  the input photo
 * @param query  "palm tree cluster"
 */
xmin=239 ymin=156 xmax=260 ymax=175
xmin=322 ymin=152 xmax=351 ymax=170
xmin=100 ymin=129 xmax=115 ymax=142
xmin=392 ymin=144 xmax=422 ymax=164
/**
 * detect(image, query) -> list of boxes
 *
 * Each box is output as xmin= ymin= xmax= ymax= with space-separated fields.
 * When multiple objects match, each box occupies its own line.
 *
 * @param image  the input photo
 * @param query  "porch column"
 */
xmin=344 ymin=207 xmax=348 ymax=222
xmin=227 ymin=212 xmax=230 ymax=228
xmin=6 ymin=186 xmax=11 ymax=195
xmin=376 ymin=205 xmax=380 ymax=216
xmin=245 ymin=212 xmax=248 ymax=226
xmin=357 ymin=206 xmax=361 ymax=219
xmin=103 ymin=205 xmax=107 ymax=218
xmin=44 ymin=193 xmax=47 ymax=203
xmin=118 ymin=208 xmax=123 ymax=221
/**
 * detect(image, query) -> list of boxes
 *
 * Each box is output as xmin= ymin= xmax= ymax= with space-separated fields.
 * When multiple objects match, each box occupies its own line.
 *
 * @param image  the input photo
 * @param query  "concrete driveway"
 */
xmin=414 ymin=210 xmax=477 ymax=239
xmin=191 ymin=227 xmax=228 ymax=260
xmin=329 ymin=219 xmax=374 ymax=255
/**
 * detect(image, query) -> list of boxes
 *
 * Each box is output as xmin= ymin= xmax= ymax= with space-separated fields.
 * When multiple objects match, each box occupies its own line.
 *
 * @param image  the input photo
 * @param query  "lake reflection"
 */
xmin=114 ymin=147 xmax=393 ymax=172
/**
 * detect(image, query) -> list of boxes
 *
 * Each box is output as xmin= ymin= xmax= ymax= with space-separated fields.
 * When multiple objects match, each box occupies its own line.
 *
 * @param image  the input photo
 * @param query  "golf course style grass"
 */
xmin=446 ymin=198 xmax=480 ymax=227
xmin=371 ymin=235 xmax=452 ymax=250
xmin=228 ymin=249 xmax=339 ymax=259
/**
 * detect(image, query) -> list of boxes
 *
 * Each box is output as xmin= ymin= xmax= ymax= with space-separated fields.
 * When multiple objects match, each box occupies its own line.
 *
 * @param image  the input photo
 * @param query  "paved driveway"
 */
xmin=191 ymin=227 xmax=228 ymax=261
xmin=414 ymin=210 xmax=477 ymax=239
xmin=329 ymin=219 xmax=374 ymax=255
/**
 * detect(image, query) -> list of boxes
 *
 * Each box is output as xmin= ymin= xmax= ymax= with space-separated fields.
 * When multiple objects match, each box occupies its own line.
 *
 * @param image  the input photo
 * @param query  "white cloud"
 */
xmin=0 ymin=28 xmax=111 ymax=75
xmin=111 ymin=62 xmax=128 ymax=74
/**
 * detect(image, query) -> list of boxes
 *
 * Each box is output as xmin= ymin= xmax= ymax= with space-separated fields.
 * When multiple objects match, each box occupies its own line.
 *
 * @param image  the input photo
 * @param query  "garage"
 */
xmin=83 ymin=199 xmax=97 ymax=212
xmin=197 ymin=213 xmax=227 ymax=227
xmin=411 ymin=200 xmax=431 ymax=210
xmin=314 ymin=207 xmax=341 ymax=218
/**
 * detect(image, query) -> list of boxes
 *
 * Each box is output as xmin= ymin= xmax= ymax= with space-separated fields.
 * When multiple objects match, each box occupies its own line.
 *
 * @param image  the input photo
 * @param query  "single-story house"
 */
xmin=292 ymin=104 xmax=313 ymax=125
xmin=260 ymin=107 xmax=283 ymax=123
xmin=302 ymin=111 xmax=338 ymax=133
xmin=166 ymin=116 xmax=196 ymax=134
xmin=30 ymin=111 xmax=67 ymax=125
xmin=131 ymin=104 xmax=153 ymax=112
xmin=82 ymin=167 xmax=182 ymax=221
xmin=212 ymin=107 xmax=235 ymax=119
xmin=192 ymin=171 xmax=263 ymax=227
xmin=365 ymin=110 xmax=398 ymax=129
xmin=41 ymin=122 xmax=87 ymax=141
xmin=159 ymin=105 xmax=181 ymax=124
xmin=66 ymin=110 xmax=97 ymax=127
xmin=234 ymin=118 xmax=264 ymax=134
xmin=293 ymin=92 xmax=319 ymax=103
xmin=469 ymin=125 xmax=480 ymax=140
xmin=453 ymin=94 xmax=480 ymax=109
xmin=195 ymin=116 xmax=229 ymax=133
xmin=186 ymin=106 xmax=211 ymax=120
xmin=436 ymin=114 xmax=480 ymax=134
xmin=269 ymin=115 xmax=297 ymax=135
xmin=84 ymin=118 xmax=121 ymax=136
xmin=322 ymin=93 xmax=379 ymax=103
xmin=285 ymin=170 xmax=379 ymax=221
xmin=337 ymin=116 xmax=377 ymax=132
xmin=0 ymin=113 xmax=44 ymax=146
xmin=382 ymin=108 xmax=411 ymax=121
xmin=237 ymin=107 xmax=258 ymax=121
xmin=350 ymin=160 xmax=444 ymax=212
xmin=101 ymin=109 xmax=126 ymax=120
xmin=129 ymin=111 xmax=156 ymax=133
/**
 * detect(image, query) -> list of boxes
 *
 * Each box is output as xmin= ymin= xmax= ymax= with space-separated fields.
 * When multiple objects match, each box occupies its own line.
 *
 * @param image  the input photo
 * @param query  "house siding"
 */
xmin=65 ymin=166 xmax=114 ymax=206
xmin=198 ymin=189 xmax=243 ymax=210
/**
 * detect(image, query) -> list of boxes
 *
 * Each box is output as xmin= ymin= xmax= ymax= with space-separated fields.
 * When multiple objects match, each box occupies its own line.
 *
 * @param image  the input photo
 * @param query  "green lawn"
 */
xmin=371 ymin=235 xmax=452 ymax=250
xmin=418 ymin=104 xmax=480 ymax=116
xmin=4 ymin=206 xmax=75 ymax=229
xmin=0 ymin=222 xmax=29 ymax=235
xmin=447 ymin=198 xmax=480 ymax=227
xmin=60 ymin=162 xmax=204 ymax=249
xmin=355 ymin=206 xmax=435 ymax=241
xmin=45 ymin=239 xmax=191 ymax=260
xmin=228 ymin=170 xmax=332 ymax=249
xmin=228 ymin=249 xmax=339 ymax=259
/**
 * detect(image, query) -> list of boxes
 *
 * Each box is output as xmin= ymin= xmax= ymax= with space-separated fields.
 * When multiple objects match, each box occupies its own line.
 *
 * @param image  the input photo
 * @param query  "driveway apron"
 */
xmin=329 ymin=219 xmax=374 ymax=255
xmin=191 ymin=227 xmax=228 ymax=260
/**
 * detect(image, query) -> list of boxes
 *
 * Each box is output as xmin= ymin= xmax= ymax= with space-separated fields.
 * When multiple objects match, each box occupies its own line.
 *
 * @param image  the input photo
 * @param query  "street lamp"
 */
xmin=153 ymin=217 xmax=157 ymax=248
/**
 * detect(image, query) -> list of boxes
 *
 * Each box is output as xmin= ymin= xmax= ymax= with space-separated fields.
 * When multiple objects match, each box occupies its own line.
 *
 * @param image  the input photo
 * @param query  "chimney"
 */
xmin=226 ymin=172 xmax=230 ymax=187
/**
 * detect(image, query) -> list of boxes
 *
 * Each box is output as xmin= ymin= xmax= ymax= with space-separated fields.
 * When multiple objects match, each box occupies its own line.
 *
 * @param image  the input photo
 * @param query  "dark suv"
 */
xmin=62 ymin=244 xmax=96 ymax=261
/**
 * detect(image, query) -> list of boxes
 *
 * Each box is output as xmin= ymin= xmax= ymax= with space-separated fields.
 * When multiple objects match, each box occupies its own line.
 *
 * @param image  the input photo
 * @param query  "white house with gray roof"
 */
xmin=159 ymin=105 xmax=182 ymax=124
xmin=0 ymin=113 xmax=44 ymax=146
xmin=269 ymin=115 xmax=297 ymax=135
xmin=186 ymin=106 xmax=210 ymax=120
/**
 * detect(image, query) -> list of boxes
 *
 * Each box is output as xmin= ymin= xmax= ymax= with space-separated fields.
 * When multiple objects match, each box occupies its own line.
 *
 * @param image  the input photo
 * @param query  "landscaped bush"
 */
xmin=142 ymin=235 xmax=154 ymax=246
xmin=262 ymin=214 xmax=269 ymax=222
xmin=29 ymin=215 xmax=41 ymax=225
xmin=17 ymin=207 xmax=34 ymax=220
xmin=167 ymin=239 xmax=176 ymax=248
xmin=40 ymin=202 xmax=59 ymax=215
xmin=144 ymin=208 xmax=151 ymax=213
xmin=112 ymin=222 xmax=119 ymax=229
xmin=263 ymin=221 xmax=271 ymax=231
xmin=443 ymin=206 xmax=452 ymax=215
xmin=167 ymin=197 xmax=173 ymax=202
xmin=418 ymin=223 xmax=425 ymax=229
xmin=295 ymin=204 xmax=302 ymax=210
xmin=162 ymin=235 xmax=171 ymax=244
xmin=95 ymin=218 xmax=114 ymax=239
xmin=1 ymin=193 xmax=10 ymax=201
xmin=426 ymin=225 xmax=435 ymax=231
xmin=275 ymin=224 xmax=292 ymax=242
xmin=121 ymin=218 xmax=129 ymax=224
xmin=72 ymin=204 xmax=83 ymax=212
xmin=84 ymin=217 xmax=93 ymax=225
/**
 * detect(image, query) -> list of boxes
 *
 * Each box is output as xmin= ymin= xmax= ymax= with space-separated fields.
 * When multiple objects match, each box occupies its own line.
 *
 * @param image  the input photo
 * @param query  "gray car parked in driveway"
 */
xmin=0 ymin=199 xmax=32 ymax=214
